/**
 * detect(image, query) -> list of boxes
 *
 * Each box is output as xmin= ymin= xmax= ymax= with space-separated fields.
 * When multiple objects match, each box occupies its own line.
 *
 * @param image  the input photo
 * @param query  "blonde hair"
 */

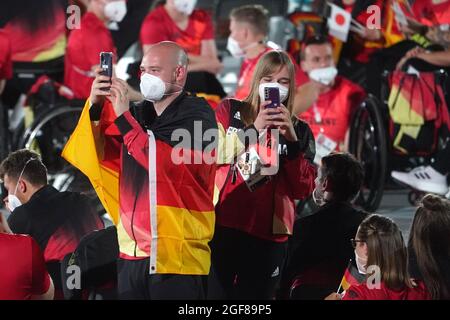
xmin=241 ymin=50 xmax=297 ymax=126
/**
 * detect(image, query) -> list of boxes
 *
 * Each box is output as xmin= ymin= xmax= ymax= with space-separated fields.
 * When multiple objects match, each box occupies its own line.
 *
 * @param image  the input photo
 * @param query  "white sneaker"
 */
xmin=391 ymin=166 xmax=448 ymax=195
xmin=445 ymin=188 xmax=450 ymax=200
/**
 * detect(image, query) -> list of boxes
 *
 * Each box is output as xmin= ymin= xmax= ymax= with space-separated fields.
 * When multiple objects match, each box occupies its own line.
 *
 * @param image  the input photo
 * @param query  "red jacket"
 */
xmin=215 ymin=99 xmax=317 ymax=242
xmin=64 ymin=12 xmax=116 ymax=99
xmin=0 ymin=234 xmax=51 ymax=300
xmin=343 ymin=281 xmax=430 ymax=300
xmin=298 ymin=76 xmax=366 ymax=149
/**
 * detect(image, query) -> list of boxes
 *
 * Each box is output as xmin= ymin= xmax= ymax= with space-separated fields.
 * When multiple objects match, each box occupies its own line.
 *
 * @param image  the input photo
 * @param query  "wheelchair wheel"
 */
xmin=19 ymin=103 xmax=105 ymax=215
xmin=349 ymin=95 xmax=388 ymax=212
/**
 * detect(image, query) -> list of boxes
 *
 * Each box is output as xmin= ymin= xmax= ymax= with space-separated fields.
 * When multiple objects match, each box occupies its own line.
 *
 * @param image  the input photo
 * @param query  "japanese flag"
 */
xmin=327 ymin=3 xmax=352 ymax=42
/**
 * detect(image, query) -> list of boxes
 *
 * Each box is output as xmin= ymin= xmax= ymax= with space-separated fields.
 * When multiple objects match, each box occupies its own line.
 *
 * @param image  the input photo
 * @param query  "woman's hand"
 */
xmin=108 ymin=78 xmax=130 ymax=117
xmin=254 ymin=100 xmax=279 ymax=131
xmin=270 ymin=105 xmax=298 ymax=142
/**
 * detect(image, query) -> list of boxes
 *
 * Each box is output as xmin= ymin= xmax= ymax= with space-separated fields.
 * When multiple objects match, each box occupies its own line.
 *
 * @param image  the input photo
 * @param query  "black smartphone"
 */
xmin=100 ymin=52 xmax=113 ymax=91
xmin=264 ymin=86 xmax=281 ymax=109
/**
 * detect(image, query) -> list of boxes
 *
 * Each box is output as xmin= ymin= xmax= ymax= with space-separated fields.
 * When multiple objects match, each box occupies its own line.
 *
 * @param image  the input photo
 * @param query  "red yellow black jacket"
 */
xmin=93 ymin=93 xmax=217 ymax=275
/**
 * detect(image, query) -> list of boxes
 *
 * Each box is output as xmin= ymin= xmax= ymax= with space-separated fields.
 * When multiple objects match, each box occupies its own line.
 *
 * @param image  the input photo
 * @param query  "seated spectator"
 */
xmin=296 ymin=36 xmax=366 ymax=164
xmin=280 ymin=152 xmax=367 ymax=300
xmin=335 ymin=0 xmax=385 ymax=86
xmin=0 ymin=213 xmax=54 ymax=300
xmin=0 ymin=149 xmax=103 ymax=264
xmin=391 ymin=142 xmax=450 ymax=198
xmin=408 ymin=194 xmax=450 ymax=300
xmin=227 ymin=5 xmax=274 ymax=100
xmin=326 ymin=214 xmax=430 ymax=300
xmin=141 ymin=0 xmax=222 ymax=74
xmin=65 ymin=0 xmax=129 ymax=99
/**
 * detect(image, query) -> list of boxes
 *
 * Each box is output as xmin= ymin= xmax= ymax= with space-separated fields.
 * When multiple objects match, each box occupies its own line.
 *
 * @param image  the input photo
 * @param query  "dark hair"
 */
xmin=230 ymin=5 xmax=269 ymax=37
xmin=300 ymin=35 xmax=332 ymax=61
xmin=358 ymin=214 xmax=412 ymax=290
xmin=0 ymin=149 xmax=47 ymax=186
xmin=320 ymin=152 xmax=363 ymax=202
xmin=409 ymin=194 xmax=450 ymax=299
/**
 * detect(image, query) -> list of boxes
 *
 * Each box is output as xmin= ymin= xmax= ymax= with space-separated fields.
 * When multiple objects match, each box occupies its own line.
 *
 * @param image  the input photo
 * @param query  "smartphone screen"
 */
xmin=100 ymin=52 xmax=113 ymax=91
xmin=264 ymin=87 xmax=281 ymax=108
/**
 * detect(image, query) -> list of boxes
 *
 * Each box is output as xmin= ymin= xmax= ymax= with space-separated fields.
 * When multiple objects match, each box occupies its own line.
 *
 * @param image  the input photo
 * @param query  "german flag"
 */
xmin=338 ymin=259 xmax=366 ymax=293
xmin=62 ymin=100 xmax=120 ymax=224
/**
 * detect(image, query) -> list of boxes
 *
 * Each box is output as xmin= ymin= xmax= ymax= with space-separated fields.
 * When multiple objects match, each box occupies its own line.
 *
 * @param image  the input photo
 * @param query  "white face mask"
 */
xmin=227 ymin=37 xmax=245 ymax=58
xmin=7 ymin=158 xmax=36 ymax=212
xmin=258 ymin=82 xmax=289 ymax=104
xmin=104 ymin=0 xmax=127 ymax=23
xmin=173 ymin=0 xmax=197 ymax=15
xmin=140 ymin=73 xmax=183 ymax=102
xmin=355 ymin=249 xmax=368 ymax=275
xmin=309 ymin=66 xmax=338 ymax=86
xmin=227 ymin=37 xmax=260 ymax=58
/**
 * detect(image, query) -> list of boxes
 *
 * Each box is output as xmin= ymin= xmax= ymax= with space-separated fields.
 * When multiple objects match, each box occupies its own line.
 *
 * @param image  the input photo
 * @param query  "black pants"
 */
xmin=117 ymin=258 xmax=207 ymax=300
xmin=208 ymin=226 xmax=288 ymax=300
xmin=432 ymin=142 xmax=450 ymax=175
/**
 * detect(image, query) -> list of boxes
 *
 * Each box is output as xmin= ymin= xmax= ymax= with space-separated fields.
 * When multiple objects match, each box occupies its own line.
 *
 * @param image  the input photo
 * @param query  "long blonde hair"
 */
xmin=241 ymin=50 xmax=297 ymax=126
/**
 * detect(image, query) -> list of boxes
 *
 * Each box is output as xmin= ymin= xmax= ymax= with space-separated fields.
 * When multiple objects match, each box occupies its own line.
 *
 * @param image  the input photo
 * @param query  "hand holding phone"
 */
xmin=100 ymin=52 xmax=113 ymax=91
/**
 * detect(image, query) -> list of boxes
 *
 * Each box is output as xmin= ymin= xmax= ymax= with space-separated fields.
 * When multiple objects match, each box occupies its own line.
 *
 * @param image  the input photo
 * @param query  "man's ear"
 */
xmin=175 ymin=66 xmax=186 ymax=82
xmin=18 ymin=180 xmax=27 ymax=194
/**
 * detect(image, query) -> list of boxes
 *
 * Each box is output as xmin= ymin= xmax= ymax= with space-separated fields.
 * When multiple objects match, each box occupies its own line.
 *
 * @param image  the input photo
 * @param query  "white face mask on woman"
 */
xmin=140 ymin=73 xmax=183 ymax=102
xmin=354 ymin=249 xmax=368 ymax=274
xmin=104 ymin=0 xmax=127 ymax=22
xmin=173 ymin=0 xmax=197 ymax=15
xmin=258 ymin=82 xmax=289 ymax=104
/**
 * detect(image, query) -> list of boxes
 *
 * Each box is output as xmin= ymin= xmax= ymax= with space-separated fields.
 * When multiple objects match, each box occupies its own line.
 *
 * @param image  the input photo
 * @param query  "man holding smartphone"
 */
xmin=88 ymin=41 xmax=218 ymax=299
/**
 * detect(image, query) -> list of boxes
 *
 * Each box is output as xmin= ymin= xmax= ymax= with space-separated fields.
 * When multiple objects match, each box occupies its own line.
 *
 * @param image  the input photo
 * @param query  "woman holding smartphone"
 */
xmin=209 ymin=50 xmax=317 ymax=300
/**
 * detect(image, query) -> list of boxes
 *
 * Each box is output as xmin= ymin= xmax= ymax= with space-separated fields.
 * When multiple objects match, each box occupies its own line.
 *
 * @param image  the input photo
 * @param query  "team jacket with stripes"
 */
xmin=94 ymin=93 xmax=217 ymax=275
xmin=214 ymin=99 xmax=317 ymax=242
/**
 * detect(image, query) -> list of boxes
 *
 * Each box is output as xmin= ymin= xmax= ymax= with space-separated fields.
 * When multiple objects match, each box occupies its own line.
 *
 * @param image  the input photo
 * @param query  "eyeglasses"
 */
xmin=350 ymin=239 xmax=365 ymax=249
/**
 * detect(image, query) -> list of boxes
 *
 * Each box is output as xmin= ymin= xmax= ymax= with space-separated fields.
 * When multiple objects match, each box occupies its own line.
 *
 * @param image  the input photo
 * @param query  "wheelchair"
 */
xmin=0 ymin=66 xmax=102 ymax=214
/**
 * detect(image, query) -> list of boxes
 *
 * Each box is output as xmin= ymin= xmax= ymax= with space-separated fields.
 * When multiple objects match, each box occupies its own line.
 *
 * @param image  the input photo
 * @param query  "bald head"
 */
xmin=141 ymin=41 xmax=188 ymax=89
xmin=145 ymin=41 xmax=188 ymax=69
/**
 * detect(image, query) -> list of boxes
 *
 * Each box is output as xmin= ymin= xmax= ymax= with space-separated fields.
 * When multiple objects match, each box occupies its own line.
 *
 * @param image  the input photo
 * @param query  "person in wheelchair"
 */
xmin=335 ymin=0 xmax=386 ymax=86
xmin=295 ymin=36 xmax=366 ymax=164
xmin=0 ymin=149 xmax=104 ymax=298
xmin=65 ymin=0 xmax=142 ymax=100
xmin=392 ymin=142 xmax=450 ymax=198
xmin=140 ymin=0 xmax=226 ymax=106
